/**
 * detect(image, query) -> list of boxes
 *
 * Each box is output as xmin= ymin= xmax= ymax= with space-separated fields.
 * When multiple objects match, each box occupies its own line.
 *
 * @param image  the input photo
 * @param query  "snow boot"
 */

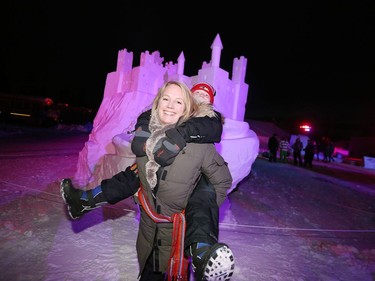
xmin=60 ymin=179 xmax=107 ymax=219
xmin=190 ymin=242 xmax=235 ymax=281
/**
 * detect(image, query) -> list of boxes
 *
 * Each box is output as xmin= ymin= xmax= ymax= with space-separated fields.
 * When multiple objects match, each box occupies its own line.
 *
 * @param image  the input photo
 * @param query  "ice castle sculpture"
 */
xmin=75 ymin=33 xmax=259 ymax=193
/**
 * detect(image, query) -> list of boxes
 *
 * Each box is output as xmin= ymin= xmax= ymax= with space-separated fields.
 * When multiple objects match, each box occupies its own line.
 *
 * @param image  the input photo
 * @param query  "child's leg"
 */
xmin=185 ymin=175 xmax=219 ymax=247
xmin=185 ymin=175 xmax=235 ymax=281
xmin=60 ymin=164 xmax=139 ymax=220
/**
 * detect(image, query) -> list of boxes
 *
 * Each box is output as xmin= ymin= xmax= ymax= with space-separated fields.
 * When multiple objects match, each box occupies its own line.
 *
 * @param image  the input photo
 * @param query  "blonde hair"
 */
xmin=151 ymin=80 xmax=198 ymax=125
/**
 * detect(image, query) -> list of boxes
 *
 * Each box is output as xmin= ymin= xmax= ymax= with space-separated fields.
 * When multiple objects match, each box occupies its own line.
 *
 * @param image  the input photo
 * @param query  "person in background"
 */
xmin=292 ymin=137 xmax=303 ymax=166
xmin=279 ymin=137 xmax=290 ymax=163
xmin=61 ymin=81 xmax=234 ymax=281
xmin=304 ymin=139 xmax=316 ymax=168
xmin=328 ymin=140 xmax=335 ymax=162
xmin=268 ymin=133 xmax=279 ymax=162
xmin=322 ymin=136 xmax=331 ymax=163
xmin=315 ymin=138 xmax=325 ymax=161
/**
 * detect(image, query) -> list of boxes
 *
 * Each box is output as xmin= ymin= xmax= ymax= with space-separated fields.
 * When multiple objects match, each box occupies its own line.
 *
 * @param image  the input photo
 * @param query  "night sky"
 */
xmin=1 ymin=1 xmax=374 ymax=140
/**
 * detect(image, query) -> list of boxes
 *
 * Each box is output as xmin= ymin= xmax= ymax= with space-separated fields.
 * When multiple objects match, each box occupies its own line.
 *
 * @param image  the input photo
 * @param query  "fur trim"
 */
xmin=194 ymin=102 xmax=216 ymax=118
xmin=145 ymin=110 xmax=174 ymax=189
xmin=197 ymin=102 xmax=226 ymax=125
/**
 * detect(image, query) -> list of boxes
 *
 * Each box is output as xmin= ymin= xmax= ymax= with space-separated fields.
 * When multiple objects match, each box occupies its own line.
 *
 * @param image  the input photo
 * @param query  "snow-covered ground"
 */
xmin=1 ymin=125 xmax=375 ymax=280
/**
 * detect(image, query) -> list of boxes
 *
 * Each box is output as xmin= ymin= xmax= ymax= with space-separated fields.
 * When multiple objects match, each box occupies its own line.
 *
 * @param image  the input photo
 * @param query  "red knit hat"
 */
xmin=191 ymin=82 xmax=216 ymax=104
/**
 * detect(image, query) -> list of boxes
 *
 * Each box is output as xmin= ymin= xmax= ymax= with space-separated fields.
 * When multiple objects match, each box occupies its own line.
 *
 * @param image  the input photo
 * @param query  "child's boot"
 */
xmin=60 ymin=179 xmax=107 ymax=219
xmin=189 ymin=242 xmax=235 ymax=281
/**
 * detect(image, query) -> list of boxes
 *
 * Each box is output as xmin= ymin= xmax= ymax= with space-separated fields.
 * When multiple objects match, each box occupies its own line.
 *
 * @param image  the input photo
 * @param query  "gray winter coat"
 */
xmin=135 ymin=142 xmax=232 ymax=276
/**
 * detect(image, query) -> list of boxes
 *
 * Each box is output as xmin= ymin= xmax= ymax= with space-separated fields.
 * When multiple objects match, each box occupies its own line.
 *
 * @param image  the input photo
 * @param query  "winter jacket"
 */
xmin=268 ymin=135 xmax=279 ymax=151
xmin=135 ymin=143 xmax=232 ymax=276
xmin=292 ymin=140 xmax=303 ymax=152
xmin=133 ymin=104 xmax=232 ymax=277
xmin=135 ymin=108 xmax=223 ymax=143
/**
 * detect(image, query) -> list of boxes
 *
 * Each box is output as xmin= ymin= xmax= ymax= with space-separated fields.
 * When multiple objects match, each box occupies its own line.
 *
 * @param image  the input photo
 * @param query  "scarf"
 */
xmin=138 ymin=187 xmax=189 ymax=281
xmin=145 ymin=111 xmax=174 ymax=189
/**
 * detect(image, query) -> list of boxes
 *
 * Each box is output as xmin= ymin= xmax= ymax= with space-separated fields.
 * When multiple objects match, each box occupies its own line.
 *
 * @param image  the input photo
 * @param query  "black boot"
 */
xmin=60 ymin=179 xmax=107 ymax=219
xmin=189 ymin=242 xmax=235 ymax=281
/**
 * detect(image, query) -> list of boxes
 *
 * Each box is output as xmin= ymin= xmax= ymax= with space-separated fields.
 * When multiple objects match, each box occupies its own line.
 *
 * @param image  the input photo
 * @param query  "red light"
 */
xmin=299 ymin=124 xmax=311 ymax=132
xmin=44 ymin=98 xmax=54 ymax=106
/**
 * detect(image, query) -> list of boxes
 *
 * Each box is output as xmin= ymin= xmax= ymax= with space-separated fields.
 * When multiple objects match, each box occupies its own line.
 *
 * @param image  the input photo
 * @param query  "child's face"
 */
xmin=192 ymin=90 xmax=211 ymax=104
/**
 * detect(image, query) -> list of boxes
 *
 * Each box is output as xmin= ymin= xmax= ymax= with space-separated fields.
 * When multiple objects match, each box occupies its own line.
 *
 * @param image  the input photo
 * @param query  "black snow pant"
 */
xmin=184 ymin=174 xmax=219 ymax=249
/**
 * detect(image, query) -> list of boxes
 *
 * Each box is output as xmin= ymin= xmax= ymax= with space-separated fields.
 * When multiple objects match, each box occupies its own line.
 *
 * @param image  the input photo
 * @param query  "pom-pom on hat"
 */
xmin=191 ymin=82 xmax=216 ymax=104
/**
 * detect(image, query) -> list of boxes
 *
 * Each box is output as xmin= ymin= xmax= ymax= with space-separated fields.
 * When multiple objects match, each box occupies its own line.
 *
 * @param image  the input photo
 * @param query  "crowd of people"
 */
xmin=267 ymin=134 xmax=335 ymax=168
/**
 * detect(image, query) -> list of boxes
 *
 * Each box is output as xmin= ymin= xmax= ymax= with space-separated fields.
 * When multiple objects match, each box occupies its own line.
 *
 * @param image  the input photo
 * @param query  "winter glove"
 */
xmin=136 ymin=110 xmax=151 ymax=130
xmin=131 ymin=110 xmax=151 ymax=157
xmin=153 ymin=128 xmax=187 ymax=167
xmin=129 ymin=163 xmax=138 ymax=175
xmin=131 ymin=127 xmax=151 ymax=157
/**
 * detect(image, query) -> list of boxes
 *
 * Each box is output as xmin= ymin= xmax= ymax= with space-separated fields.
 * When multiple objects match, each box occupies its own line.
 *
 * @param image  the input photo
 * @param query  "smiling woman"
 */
xmin=155 ymin=83 xmax=188 ymax=125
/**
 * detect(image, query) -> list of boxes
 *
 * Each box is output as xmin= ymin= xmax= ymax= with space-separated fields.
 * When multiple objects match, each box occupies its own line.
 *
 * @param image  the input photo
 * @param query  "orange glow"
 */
xmin=11 ymin=112 xmax=31 ymax=117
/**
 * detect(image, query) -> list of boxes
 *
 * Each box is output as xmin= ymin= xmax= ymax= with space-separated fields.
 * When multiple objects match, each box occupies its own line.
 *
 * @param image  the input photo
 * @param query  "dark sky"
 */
xmin=1 ymin=1 xmax=374 ymax=140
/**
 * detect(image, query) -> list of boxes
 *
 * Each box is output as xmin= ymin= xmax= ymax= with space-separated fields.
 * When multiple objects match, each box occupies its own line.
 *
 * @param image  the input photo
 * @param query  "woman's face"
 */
xmin=158 ymin=84 xmax=186 ymax=125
